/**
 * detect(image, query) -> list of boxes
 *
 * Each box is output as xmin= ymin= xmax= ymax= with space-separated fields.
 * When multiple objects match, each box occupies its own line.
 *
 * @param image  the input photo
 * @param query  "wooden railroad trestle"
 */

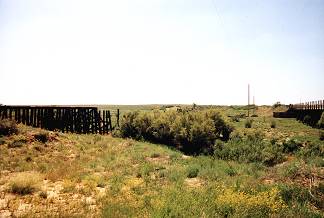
xmin=0 ymin=106 xmax=120 ymax=134
xmin=273 ymin=100 xmax=324 ymax=127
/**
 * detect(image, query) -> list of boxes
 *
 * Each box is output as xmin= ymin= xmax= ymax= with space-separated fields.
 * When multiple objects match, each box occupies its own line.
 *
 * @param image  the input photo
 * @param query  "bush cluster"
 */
xmin=282 ymin=138 xmax=302 ymax=153
xmin=0 ymin=119 xmax=18 ymax=136
xmin=318 ymin=112 xmax=324 ymax=129
xmin=214 ymin=133 xmax=285 ymax=166
xmin=297 ymin=142 xmax=324 ymax=158
xmin=119 ymin=110 xmax=233 ymax=154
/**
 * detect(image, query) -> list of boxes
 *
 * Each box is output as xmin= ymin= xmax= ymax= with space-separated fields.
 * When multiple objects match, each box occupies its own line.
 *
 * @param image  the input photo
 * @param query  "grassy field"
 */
xmin=0 ymin=106 xmax=323 ymax=217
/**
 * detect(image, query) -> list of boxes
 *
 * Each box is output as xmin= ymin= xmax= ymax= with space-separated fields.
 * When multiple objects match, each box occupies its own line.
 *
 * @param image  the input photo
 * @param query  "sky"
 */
xmin=0 ymin=0 xmax=323 ymax=105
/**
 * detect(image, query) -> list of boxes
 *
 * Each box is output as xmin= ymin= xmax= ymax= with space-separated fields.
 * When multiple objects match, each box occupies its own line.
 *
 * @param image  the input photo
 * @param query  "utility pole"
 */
xmin=248 ymin=84 xmax=250 ymax=117
xmin=253 ymin=96 xmax=255 ymax=115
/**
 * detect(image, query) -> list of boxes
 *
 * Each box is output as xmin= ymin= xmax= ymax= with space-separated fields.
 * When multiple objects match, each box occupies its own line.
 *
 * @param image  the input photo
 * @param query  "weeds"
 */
xmin=0 ymin=119 xmax=18 ymax=136
xmin=34 ymin=131 xmax=50 ymax=143
xmin=270 ymin=119 xmax=277 ymax=128
xmin=0 ymin=137 xmax=5 ymax=145
xmin=245 ymin=119 xmax=253 ymax=128
xmin=283 ymin=138 xmax=302 ymax=153
xmin=214 ymin=133 xmax=285 ymax=166
xmin=298 ymin=142 xmax=324 ymax=158
xmin=319 ymin=131 xmax=324 ymax=141
xmin=187 ymin=165 xmax=199 ymax=178
xmin=39 ymin=191 xmax=47 ymax=199
xmin=224 ymin=165 xmax=237 ymax=176
xmin=216 ymin=187 xmax=287 ymax=216
xmin=8 ymin=136 xmax=28 ymax=148
xmin=9 ymin=171 xmax=42 ymax=195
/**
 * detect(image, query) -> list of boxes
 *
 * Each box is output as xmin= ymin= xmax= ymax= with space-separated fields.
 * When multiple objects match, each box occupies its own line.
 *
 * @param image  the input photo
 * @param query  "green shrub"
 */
xmin=283 ymin=138 xmax=302 ymax=153
xmin=315 ymin=182 xmax=324 ymax=196
xmin=224 ymin=166 xmax=237 ymax=176
xmin=298 ymin=142 xmax=324 ymax=158
xmin=214 ymin=133 xmax=285 ymax=166
xmin=34 ymin=131 xmax=50 ymax=143
xmin=245 ymin=119 xmax=253 ymax=128
xmin=0 ymin=137 xmax=5 ymax=145
xmin=0 ymin=119 xmax=18 ymax=136
xmin=187 ymin=166 xmax=199 ymax=178
xmin=320 ymin=131 xmax=324 ymax=141
xmin=119 ymin=109 xmax=233 ymax=154
xmin=270 ymin=119 xmax=277 ymax=128
xmin=279 ymin=184 xmax=323 ymax=210
xmin=230 ymin=115 xmax=240 ymax=122
xmin=281 ymin=162 xmax=299 ymax=178
xmin=318 ymin=112 xmax=324 ymax=128
xmin=303 ymin=115 xmax=311 ymax=124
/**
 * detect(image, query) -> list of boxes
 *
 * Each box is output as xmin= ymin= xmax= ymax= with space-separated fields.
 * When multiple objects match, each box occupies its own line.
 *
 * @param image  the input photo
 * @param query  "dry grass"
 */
xmin=9 ymin=171 xmax=43 ymax=195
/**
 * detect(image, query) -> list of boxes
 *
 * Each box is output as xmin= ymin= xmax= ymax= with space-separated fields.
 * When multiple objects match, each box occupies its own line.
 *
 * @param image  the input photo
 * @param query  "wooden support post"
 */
xmin=93 ymin=110 xmax=97 ymax=134
xmin=33 ymin=109 xmax=36 ymax=127
xmin=92 ymin=110 xmax=95 ymax=134
xmin=39 ymin=108 xmax=42 ymax=127
xmin=30 ymin=109 xmax=34 ymax=126
xmin=8 ymin=108 xmax=12 ymax=120
xmin=61 ymin=109 xmax=64 ymax=132
xmin=17 ymin=109 xmax=21 ymax=123
xmin=27 ymin=109 xmax=31 ymax=125
xmin=105 ymin=111 xmax=109 ymax=133
xmin=35 ymin=109 xmax=38 ymax=127
xmin=22 ymin=109 xmax=26 ymax=124
xmin=4 ymin=108 xmax=8 ymax=119
xmin=98 ymin=110 xmax=102 ymax=134
xmin=71 ymin=109 xmax=75 ymax=133
xmin=116 ymin=109 xmax=120 ymax=127
xmin=87 ymin=109 xmax=91 ymax=134
xmin=81 ymin=109 xmax=85 ymax=134
xmin=103 ymin=110 xmax=106 ymax=134
xmin=108 ymin=110 xmax=112 ymax=131
xmin=14 ymin=108 xmax=17 ymax=121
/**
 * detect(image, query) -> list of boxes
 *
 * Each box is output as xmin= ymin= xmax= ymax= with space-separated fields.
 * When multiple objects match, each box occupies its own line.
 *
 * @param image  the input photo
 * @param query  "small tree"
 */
xmin=318 ymin=112 xmax=324 ymax=129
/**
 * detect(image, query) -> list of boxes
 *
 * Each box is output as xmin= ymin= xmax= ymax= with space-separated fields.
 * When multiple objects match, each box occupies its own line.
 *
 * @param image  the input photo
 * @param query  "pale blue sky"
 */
xmin=0 ymin=0 xmax=323 ymax=105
